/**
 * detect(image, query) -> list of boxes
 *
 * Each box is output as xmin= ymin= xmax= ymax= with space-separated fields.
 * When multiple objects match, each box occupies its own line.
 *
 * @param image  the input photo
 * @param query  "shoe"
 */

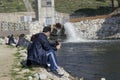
xmin=52 ymin=70 xmax=64 ymax=78
xmin=56 ymin=68 xmax=64 ymax=76
xmin=50 ymin=67 xmax=64 ymax=77
xmin=46 ymin=68 xmax=51 ymax=72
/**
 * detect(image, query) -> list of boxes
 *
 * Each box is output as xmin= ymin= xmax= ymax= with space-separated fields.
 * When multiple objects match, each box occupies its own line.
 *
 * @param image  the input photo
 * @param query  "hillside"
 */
xmin=0 ymin=0 xmax=118 ymax=16
xmin=0 ymin=0 xmax=26 ymax=13
xmin=55 ymin=0 xmax=111 ymax=13
xmin=55 ymin=0 xmax=118 ymax=16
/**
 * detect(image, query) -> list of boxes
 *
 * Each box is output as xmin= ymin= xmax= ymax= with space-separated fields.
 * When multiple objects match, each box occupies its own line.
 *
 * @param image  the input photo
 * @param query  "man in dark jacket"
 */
xmin=16 ymin=34 xmax=30 ymax=48
xmin=26 ymin=27 xmax=63 ymax=75
xmin=8 ymin=34 xmax=16 ymax=45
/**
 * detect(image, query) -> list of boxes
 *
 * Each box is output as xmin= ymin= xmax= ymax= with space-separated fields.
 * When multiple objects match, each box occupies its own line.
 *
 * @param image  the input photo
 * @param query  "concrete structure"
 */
xmin=35 ymin=0 xmax=55 ymax=26
xmin=0 ymin=12 xmax=35 ymax=22
xmin=0 ymin=0 xmax=69 ymax=37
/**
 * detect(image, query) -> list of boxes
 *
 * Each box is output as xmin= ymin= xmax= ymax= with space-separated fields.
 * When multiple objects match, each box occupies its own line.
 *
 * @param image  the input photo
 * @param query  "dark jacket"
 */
xmin=8 ymin=35 xmax=16 ymax=45
xmin=16 ymin=37 xmax=30 ymax=48
xmin=27 ymin=33 xmax=57 ymax=65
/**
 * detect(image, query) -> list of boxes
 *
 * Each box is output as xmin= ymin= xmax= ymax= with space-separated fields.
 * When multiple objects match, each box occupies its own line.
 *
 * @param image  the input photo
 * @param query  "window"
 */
xmin=46 ymin=0 xmax=52 ymax=7
xmin=41 ymin=0 xmax=52 ymax=7
xmin=45 ymin=17 xmax=52 ymax=25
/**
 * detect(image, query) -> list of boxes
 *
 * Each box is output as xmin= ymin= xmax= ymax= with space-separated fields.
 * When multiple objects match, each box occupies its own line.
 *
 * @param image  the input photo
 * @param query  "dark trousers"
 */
xmin=27 ymin=50 xmax=59 ymax=71
xmin=47 ymin=50 xmax=59 ymax=71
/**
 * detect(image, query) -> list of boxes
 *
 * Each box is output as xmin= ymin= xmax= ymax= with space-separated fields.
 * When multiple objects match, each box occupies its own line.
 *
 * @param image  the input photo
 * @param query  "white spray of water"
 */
xmin=63 ymin=22 xmax=119 ymax=43
xmin=64 ymin=22 xmax=84 ymax=42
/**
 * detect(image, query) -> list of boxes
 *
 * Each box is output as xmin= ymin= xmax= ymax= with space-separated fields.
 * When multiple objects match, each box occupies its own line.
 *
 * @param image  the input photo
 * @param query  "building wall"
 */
xmin=39 ymin=7 xmax=55 ymax=25
xmin=36 ymin=0 xmax=55 ymax=26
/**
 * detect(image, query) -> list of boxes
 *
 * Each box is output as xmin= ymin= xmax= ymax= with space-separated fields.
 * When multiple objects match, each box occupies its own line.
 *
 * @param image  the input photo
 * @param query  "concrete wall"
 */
xmin=39 ymin=7 xmax=55 ymax=25
xmin=71 ymin=15 xmax=120 ymax=39
xmin=36 ymin=0 xmax=55 ymax=26
xmin=0 ymin=12 xmax=35 ymax=22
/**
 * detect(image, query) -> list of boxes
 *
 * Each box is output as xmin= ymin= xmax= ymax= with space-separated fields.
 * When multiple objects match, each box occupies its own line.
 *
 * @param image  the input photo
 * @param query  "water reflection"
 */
xmin=57 ymin=40 xmax=120 ymax=80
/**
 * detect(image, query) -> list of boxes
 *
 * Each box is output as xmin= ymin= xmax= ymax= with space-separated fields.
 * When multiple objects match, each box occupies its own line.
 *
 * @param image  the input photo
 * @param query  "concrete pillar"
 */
xmin=35 ymin=0 xmax=55 ymax=26
xmin=35 ymin=0 xmax=41 ymax=21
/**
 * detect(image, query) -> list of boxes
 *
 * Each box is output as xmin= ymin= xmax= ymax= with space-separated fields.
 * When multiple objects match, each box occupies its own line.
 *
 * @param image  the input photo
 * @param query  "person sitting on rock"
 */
xmin=26 ymin=27 xmax=64 ymax=76
xmin=8 ymin=34 xmax=16 ymax=45
xmin=16 ymin=34 xmax=30 ymax=48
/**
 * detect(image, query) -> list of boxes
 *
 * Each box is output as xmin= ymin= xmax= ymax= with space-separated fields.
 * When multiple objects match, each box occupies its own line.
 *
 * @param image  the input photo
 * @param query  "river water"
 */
xmin=57 ymin=40 xmax=120 ymax=80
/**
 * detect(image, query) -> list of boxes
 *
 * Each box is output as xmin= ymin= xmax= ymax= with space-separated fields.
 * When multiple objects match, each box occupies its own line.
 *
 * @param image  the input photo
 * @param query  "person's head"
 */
xmin=11 ymin=34 xmax=13 ymax=37
xmin=19 ymin=34 xmax=25 ymax=38
xmin=43 ymin=27 xmax=51 ymax=37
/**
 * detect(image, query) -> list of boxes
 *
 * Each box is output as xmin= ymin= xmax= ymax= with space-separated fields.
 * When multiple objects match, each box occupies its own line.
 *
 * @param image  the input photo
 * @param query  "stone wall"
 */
xmin=0 ymin=21 xmax=30 ymax=36
xmin=0 ymin=11 xmax=68 ymax=39
xmin=71 ymin=15 xmax=120 ymax=39
xmin=29 ymin=21 xmax=43 ymax=35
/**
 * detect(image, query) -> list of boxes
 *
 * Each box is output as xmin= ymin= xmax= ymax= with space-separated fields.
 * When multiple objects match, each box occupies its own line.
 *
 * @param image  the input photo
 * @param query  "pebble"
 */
xmin=28 ymin=76 xmax=33 ymax=80
xmin=39 ymin=73 xmax=47 ymax=80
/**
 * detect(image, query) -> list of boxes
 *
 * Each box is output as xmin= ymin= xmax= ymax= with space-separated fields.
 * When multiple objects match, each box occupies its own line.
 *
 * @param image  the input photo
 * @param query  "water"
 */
xmin=57 ymin=40 xmax=120 ymax=80
xmin=64 ymin=22 xmax=84 ymax=42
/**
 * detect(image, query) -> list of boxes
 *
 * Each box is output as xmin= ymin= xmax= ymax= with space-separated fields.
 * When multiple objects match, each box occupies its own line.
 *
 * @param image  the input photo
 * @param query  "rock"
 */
xmin=18 ymin=49 xmax=27 ymax=53
xmin=34 ymin=73 xmax=39 ymax=80
xmin=13 ymin=68 xmax=20 ymax=72
xmin=80 ymin=77 xmax=84 ymax=80
xmin=20 ymin=52 xmax=27 ymax=57
xmin=16 ymin=62 xmax=21 ymax=66
xmin=11 ymin=43 xmax=16 ymax=46
xmin=73 ymin=16 xmax=120 ymax=39
xmin=0 ymin=38 xmax=5 ymax=45
xmin=60 ymin=76 xmax=70 ymax=80
xmin=18 ymin=69 xmax=30 ymax=74
xmin=39 ymin=73 xmax=47 ymax=80
xmin=28 ymin=76 xmax=33 ymax=80
xmin=29 ymin=22 xmax=43 ymax=35
xmin=20 ymin=56 xmax=27 ymax=60
xmin=61 ymin=68 xmax=69 ymax=77
xmin=101 ymin=78 xmax=106 ymax=80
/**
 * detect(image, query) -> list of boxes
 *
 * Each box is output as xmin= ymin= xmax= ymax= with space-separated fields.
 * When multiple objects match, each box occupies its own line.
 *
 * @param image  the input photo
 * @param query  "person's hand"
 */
xmin=56 ymin=43 xmax=61 ymax=50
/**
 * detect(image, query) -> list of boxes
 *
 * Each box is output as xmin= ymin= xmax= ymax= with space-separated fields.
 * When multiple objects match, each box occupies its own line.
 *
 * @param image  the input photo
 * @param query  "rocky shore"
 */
xmin=0 ymin=37 xmax=76 ymax=80
xmin=10 ymin=46 xmax=76 ymax=80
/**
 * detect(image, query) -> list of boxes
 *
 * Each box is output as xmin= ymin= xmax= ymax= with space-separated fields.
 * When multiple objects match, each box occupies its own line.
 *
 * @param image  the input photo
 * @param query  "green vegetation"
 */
xmin=54 ymin=0 xmax=120 ymax=16
xmin=30 ymin=0 xmax=117 ymax=16
xmin=11 ymin=50 xmax=34 ymax=80
xmin=0 ymin=0 xmax=118 ymax=16
xmin=0 ymin=0 xmax=26 ymax=13
xmin=55 ymin=0 xmax=112 ymax=14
